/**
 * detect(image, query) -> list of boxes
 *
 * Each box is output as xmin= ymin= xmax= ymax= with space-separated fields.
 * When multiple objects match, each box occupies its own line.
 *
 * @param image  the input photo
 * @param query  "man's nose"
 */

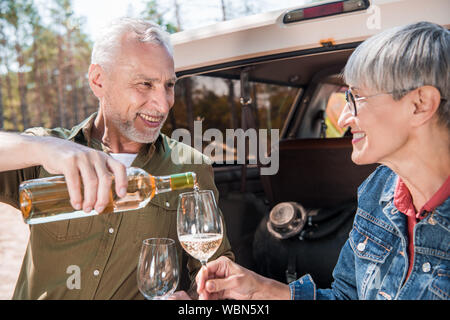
xmin=151 ymin=87 xmax=172 ymax=114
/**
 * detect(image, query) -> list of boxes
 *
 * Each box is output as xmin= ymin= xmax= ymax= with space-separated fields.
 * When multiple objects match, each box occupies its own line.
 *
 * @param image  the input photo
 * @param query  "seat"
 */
xmin=261 ymin=137 xmax=378 ymax=209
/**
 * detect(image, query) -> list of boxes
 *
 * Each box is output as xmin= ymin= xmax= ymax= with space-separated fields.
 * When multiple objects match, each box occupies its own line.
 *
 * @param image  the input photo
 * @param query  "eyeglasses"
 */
xmin=344 ymin=89 xmax=392 ymax=117
xmin=345 ymin=88 xmax=448 ymax=117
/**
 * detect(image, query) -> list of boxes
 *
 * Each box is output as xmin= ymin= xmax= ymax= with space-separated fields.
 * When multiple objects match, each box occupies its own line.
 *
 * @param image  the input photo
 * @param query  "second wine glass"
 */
xmin=137 ymin=238 xmax=179 ymax=300
xmin=177 ymin=190 xmax=223 ymax=266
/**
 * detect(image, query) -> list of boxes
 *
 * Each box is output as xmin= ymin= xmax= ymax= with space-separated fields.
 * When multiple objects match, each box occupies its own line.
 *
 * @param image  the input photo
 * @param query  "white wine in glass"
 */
xmin=177 ymin=189 xmax=223 ymax=266
xmin=137 ymin=238 xmax=179 ymax=300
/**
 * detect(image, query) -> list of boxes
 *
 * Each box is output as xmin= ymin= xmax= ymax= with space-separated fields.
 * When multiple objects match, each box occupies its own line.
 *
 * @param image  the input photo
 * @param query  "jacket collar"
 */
xmin=434 ymin=197 xmax=450 ymax=218
xmin=379 ymin=170 xmax=398 ymax=205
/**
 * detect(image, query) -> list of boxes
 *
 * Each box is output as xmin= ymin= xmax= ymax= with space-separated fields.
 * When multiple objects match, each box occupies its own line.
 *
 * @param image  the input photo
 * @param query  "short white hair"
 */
xmin=344 ymin=21 xmax=449 ymax=131
xmin=91 ymin=17 xmax=173 ymax=71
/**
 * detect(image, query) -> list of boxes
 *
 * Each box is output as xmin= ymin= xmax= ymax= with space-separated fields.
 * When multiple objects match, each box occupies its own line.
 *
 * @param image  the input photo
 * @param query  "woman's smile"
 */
xmin=352 ymin=131 xmax=366 ymax=144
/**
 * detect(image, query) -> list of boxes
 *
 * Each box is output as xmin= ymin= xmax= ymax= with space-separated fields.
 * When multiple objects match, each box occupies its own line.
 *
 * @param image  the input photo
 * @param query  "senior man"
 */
xmin=0 ymin=17 xmax=234 ymax=300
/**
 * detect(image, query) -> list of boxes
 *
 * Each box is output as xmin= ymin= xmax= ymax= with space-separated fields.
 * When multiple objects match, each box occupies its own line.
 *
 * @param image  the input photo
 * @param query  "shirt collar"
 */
xmin=67 ymin=112 xmax=97 ymax=145
xmin=394 ymin=178 xmax=419 ymax=219
xmin=394 ymin=175 xmax=450 ymax=220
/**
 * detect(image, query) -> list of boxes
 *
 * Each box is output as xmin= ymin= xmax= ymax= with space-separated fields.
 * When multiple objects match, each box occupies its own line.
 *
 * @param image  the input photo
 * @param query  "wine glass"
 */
xmin=137 ymin=238 xmax=179 ymax=300
xmin=177 ymin=190 xmax=223 ymax=267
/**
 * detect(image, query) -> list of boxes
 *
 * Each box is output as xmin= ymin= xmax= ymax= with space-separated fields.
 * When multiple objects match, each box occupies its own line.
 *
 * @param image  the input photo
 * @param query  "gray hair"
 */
xmin=343 ymin=21 xmax=449 ymax=130
xmin=91 ymin=17 xmax=173 ymax=71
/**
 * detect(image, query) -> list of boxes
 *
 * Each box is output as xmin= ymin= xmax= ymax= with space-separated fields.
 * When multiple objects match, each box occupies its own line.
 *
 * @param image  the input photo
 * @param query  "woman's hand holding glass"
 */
xmin=196 ymin=256 xmax=291 ymax=300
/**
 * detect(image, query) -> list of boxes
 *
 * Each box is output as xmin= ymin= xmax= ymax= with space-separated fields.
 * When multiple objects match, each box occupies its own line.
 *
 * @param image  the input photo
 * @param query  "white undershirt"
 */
xmin=109 ymin=153 xmax=138 ymax=168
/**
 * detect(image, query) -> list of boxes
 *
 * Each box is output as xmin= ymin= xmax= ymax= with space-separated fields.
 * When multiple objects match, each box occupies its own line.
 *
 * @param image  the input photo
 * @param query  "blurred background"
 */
xmin=0 ymin=0 xmax=321 ymax=133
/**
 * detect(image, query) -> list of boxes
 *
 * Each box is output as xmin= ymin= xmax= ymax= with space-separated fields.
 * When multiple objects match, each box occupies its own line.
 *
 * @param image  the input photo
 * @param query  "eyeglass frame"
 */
xmin=344 ymin=88 xmax=448 ymax=117
xmin=344 ymin=89 xmax=397 ymax=117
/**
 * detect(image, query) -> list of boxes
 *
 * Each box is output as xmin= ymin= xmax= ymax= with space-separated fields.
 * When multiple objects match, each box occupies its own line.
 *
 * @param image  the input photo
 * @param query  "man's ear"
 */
xmin=88 ymin=64 xmax=106 ymax=98
xmin=410 ymin=85 xmax=442 ymax=127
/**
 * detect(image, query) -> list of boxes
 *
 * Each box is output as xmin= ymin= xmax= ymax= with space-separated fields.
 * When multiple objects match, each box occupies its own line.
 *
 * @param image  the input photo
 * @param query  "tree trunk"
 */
xmin=31 ymin=39 xmax=44 ymax=127
xmin=0 ymin=76 xmax=4 ymax=129
xmin=42 ymin=65 xmax=55 ymax=128
xmin=56 ymin=35 xmax=66 ymax=128
xmin=66 ymin=28 xmax=78 ymax=127
xmin=221 ymin=0 xmax=227 ymax=20
xmin=174 ymin=0 xmax=182 ymax=31
xmin=15 ymin=41 xmax=29 ymax=130
xmin=4 ymin=72 xmax=19 ymax=131
xmin=81 ymin=82 xmax=91 ymax=120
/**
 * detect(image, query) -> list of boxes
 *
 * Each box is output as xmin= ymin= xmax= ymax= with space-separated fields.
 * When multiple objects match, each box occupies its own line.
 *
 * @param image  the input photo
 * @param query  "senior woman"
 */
xmin=195 ymin=21 xmax=449 ymax=300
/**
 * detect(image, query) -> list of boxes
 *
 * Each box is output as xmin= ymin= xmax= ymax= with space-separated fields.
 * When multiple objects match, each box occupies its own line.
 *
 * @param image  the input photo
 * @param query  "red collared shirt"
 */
xmin=393 ymin=175 xmax=450 ymax=281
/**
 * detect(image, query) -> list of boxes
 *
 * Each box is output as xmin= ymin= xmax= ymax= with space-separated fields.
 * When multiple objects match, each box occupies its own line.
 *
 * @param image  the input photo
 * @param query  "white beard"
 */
xmin=102 ymin=92 xmax=167 ymax=143
xmin=112 ymin=115 xmax=167 ymax=144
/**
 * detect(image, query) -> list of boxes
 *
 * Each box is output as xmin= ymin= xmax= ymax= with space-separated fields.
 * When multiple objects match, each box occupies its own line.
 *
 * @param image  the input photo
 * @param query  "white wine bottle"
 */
xmin=19 ymin=167 xmax=197 ymax=225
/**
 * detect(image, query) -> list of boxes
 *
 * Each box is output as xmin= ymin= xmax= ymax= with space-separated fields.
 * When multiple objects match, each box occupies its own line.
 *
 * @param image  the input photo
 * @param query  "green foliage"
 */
xmin=0 ymin=0 xmax=95 ymax=131
xmin=0 ymin=0 xmax=295 ymax=138
xmin=0 ymin=0 xmax=182 ymax=131
xmin=141 ymin=0 xmax=179 ymax=33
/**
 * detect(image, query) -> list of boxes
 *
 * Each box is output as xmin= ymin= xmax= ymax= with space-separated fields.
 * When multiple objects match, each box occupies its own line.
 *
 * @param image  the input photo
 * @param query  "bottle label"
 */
xmin=170 ymin=173 xmax=195 ymax=190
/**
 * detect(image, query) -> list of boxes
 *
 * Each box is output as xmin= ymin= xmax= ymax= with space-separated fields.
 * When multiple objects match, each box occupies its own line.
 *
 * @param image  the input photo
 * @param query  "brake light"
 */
xmin=305 ymin=2 xmax=343 ymax=19
xmin=283 ymin=0 xmax=370 ymax=24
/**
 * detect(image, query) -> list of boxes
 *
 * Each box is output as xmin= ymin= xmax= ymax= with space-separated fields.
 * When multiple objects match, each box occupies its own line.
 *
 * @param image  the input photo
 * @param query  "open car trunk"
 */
xmin=170 ymin=0 xmax=449 ymax=289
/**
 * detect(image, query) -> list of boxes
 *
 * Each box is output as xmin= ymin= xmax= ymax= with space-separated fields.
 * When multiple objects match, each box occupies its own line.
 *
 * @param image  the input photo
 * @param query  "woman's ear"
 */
xmin=410 ymin=86 xmax=442 ymax=127
xmin=88 ymin=64 xmax=106 ymax=98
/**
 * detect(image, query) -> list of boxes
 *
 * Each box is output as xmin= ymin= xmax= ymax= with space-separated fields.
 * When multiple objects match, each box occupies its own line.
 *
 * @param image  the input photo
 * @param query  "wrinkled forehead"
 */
xmin=120 ymin=31 xmax=173 ymax=60
xmin=112 ymin=35 xmax=175 ymax=78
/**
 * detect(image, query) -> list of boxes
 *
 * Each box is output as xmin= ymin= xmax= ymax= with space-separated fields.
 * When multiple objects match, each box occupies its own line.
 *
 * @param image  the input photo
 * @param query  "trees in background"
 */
xmin=0 ymin=0 xmax=96 ymax=131
xmin=0 ymin=0 xmax=185 ymax=132
xmin=0 ymin=0 xmax=299 ymax=134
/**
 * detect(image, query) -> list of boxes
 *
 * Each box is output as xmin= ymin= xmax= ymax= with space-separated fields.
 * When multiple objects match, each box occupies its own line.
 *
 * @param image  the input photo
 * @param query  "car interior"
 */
xmin=176 ymin=43 xmax=379 ymax=289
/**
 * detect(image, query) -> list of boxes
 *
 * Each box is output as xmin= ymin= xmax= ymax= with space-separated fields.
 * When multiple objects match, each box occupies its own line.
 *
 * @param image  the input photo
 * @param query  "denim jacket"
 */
xmin=289 ymin=165 xmax=450 ymax=300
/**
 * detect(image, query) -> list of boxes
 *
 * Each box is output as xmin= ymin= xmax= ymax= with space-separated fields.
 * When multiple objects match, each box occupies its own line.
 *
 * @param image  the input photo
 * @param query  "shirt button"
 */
xmin=422 ymin=262 xmax=431 ymax=273
xmin=108 ymin=227 xmax=114 ymax=234
xmin=165 ymin=201 xmax=170 ymax=208
xmin=93 ymin=269 xmax=100 ymax=276
xmin=357 ymin=242 xmax=366 ymax=252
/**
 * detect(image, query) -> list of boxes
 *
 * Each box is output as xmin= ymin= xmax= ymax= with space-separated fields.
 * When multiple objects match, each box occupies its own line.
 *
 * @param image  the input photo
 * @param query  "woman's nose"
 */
xmin=337 ymin=103 xmax=353 ymax=129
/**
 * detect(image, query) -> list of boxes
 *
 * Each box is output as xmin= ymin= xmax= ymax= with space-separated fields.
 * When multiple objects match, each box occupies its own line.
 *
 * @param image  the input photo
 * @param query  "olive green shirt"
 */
xmin=0 ymin=113 xmax=234 ymax=299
